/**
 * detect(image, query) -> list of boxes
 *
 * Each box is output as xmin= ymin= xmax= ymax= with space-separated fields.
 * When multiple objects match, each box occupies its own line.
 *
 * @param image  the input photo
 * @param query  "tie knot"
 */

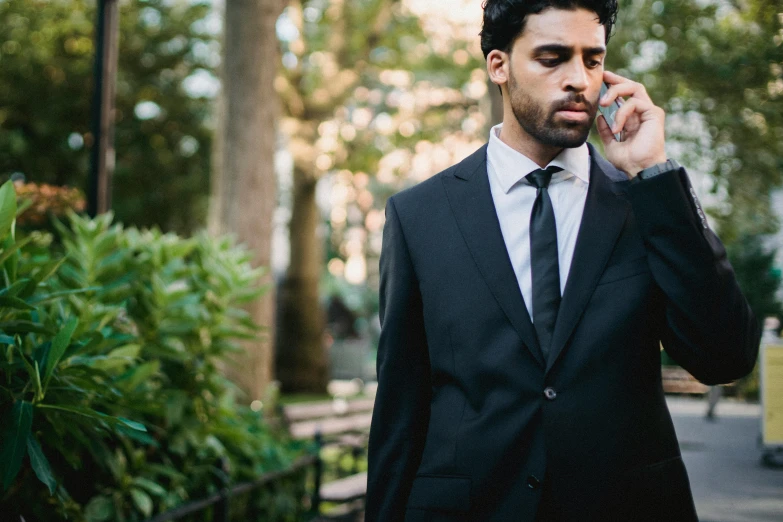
xmin=526 ymin=166 xmax=563 ymax=189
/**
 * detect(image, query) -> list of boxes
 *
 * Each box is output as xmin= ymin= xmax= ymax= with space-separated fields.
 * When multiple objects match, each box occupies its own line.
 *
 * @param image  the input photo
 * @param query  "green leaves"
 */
xmin=0 ymin=320 xmax=55 ymax=335
xmin=43 ymin=316 xmax=78 ymax=391
xmin=0 ymin=180 xmax=21 ymax=282
xmin=1 ymin=0 xmax=215 ymax=234
xmin=118 ymin=360 xmax=160 ymax=392
xmin=0 ymin=278 xmax=34 ymax=298
xmin=27 ymin=436 xmax=56 ymax=495
xmin=0 ymin=402 xmax=56 ymax=496
xmin=0 ymin=180 xmax=17 ymax=242
xmin=0 ymin=207 xmax=299 ymax=520
xmin=36 ymin=404 xmax=147 ymax=433
xmin=0 ymin=295 xmax=35 ymax=311
xmin=130 ymin=487 xmax=153 ymax=517
xmin=0 ymin=235 xmax=33 ymax=269
xmin=0 ymin=401 xmax=33 ymax=491
xmin=84 ymin=495 xmax=114 ymax=522
xmin=132 ymin=477 xmax=167 ymax=497
xmin=89 ymin=343 xmax=140 ymax=371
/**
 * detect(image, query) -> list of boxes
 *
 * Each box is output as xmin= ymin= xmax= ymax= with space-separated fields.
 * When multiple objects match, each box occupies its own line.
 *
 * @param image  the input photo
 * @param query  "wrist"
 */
xmin=624 ymin=155 xmax=670 ymax=179
xmin=636 ymin=159 xmax=680 ymax=180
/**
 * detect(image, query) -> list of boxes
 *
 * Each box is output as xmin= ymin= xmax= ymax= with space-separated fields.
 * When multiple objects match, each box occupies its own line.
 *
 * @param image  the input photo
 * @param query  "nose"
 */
xmin=563 ymin=60 xmax=589 ymax=92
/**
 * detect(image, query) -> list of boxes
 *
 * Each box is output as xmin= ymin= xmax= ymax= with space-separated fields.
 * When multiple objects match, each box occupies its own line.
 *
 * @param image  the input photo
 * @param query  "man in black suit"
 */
xmin=366 ymin=1 xmax=760 ymax=520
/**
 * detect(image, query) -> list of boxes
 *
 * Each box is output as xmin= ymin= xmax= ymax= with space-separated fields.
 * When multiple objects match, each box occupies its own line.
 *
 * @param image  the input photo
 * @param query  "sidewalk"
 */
xmin=667 ymin=397 xmax=783 ymax=522
xmin=667 ymin=396 xmax=761 ymax=417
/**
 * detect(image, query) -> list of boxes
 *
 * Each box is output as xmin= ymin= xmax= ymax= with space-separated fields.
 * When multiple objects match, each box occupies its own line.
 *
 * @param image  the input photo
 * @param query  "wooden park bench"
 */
xmin=283 ymin=397 xmax=374 ymax=520
xmin=285 ymin=398 xmax=374 ymax=439
xmin=661 ymin=366 xmax=709 ymax=395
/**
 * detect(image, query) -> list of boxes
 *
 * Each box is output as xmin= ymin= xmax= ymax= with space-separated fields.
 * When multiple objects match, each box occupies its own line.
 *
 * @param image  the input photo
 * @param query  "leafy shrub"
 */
xmin=734 ymin=364 xmax=760 ymax=401
xmin=0 ymin=180 xmax=308 ymax=521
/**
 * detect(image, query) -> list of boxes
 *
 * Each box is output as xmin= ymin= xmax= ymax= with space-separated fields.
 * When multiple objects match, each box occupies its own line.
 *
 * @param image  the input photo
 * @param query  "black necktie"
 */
xmin=526 ymin=166 xmax=563 ymax=360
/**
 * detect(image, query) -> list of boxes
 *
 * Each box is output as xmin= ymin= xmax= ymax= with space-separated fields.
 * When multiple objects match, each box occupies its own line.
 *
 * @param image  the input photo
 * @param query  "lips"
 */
xmin=556 ymin=109 xmax=590 ymax=122
xmin=553 ymin=100 xmax=593 ymax=123
xmin=560 ymin=103 xmax=588 ymax=112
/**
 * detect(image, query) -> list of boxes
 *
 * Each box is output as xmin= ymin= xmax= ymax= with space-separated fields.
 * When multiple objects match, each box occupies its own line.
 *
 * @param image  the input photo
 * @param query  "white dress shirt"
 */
xmin=486 ymin=123 xmax=590 ymax=320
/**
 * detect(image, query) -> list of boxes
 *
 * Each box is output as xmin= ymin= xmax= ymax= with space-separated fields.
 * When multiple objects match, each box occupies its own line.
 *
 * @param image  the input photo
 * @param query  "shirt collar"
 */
xmin=487 ymin=123 xmax=590 ymax=194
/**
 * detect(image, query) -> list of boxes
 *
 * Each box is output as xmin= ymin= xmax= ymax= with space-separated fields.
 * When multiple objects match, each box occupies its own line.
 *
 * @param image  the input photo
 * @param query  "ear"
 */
xmin=487 ymin=49 xmax=509 ymax=91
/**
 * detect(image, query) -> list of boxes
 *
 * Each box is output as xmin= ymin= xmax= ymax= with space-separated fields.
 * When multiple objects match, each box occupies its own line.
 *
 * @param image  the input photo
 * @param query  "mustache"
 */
xmin=550 ymin=95 xmax=596 ymax=114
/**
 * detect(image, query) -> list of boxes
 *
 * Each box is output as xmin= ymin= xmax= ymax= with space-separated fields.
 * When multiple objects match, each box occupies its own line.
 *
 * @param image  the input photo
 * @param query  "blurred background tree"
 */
xmin=273 ymin=0 xmax=487 ymax=392
xmin=0 ymin=0 xmax=217 ymax=234
xmin=207 ymin=0 xmax=284 ymax=399
xmin=727 ymin=234 xmax=783 ymax=324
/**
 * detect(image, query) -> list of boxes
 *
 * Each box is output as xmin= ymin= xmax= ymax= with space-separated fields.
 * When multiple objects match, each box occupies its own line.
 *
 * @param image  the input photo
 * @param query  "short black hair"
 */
xmin=480 ymin=0 xmax=619 ymax=58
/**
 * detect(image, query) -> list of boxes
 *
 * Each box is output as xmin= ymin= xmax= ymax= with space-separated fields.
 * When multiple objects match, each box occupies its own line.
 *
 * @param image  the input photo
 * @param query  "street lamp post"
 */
xmin=88 ymin=0 xmax=120 ymax=217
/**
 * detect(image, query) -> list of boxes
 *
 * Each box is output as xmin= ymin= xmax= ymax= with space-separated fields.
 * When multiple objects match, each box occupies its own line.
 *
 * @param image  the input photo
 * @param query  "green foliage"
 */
xmin=0 ymin=0 xmax=216 ymax=233
xmin=0 ymin=401 xmax=33 ymax=491
xmin=0 ymin=181 xmax=308 ymax=521
xmin=734 ymin=363 xmax=760 ymax=401
xmin=607 ymin=0 xmax=783 ymax=241
xmin=727 ymin=234 xmax=783 ymax=323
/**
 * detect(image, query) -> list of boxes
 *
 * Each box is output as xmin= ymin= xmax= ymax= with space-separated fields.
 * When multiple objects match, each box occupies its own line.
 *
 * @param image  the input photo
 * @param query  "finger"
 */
xmin=601 ymin=80 xmax=653 ymax=106
xmin=610 ymin=98 xmax=642 ymax=134
xmin=603 ymin=70 xmax=631 ymax=85
xmin=622 ymin=110 xmax=643 ymax=133
xmin=600 ymin=71 xmax=634 ymax=105
xmin=611 ymin=97 xmax=660 ymax=133
xmin=595 ymin=114 xmax=617 ymax=146
xmin=599 ymin=81 xmax=632 ymax=107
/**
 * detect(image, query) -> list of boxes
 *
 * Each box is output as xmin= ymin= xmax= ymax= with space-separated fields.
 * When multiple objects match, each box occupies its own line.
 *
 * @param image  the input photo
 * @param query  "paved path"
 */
xmin=668 ymin=397 xmax=783 ymax=522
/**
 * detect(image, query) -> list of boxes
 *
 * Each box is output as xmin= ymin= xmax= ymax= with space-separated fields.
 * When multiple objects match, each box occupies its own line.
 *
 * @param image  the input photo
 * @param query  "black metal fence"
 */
xmin=143 ymin=453 xmax=319 ymax=522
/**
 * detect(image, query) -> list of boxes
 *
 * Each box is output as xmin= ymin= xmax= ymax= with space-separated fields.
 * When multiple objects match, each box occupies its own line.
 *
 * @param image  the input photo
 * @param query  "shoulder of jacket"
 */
xmin=390 ymin=145 xmax=487 ymax=210
xmin=390 ymin=169 xmax=450 ymax=209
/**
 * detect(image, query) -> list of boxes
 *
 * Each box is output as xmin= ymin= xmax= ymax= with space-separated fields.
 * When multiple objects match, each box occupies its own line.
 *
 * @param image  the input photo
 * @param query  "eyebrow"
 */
xmin=532 ymin=44 xmax=607 ymax=55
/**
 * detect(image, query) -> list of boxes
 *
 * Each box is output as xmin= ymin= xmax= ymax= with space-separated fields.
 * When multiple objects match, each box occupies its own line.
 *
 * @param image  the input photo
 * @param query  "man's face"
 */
xmin=505 ymin=8 xmax=606 ymax=148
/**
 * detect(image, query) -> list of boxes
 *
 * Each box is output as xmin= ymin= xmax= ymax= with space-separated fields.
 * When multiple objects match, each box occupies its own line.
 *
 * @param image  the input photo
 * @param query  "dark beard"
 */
xmin=509 ymin=74 xmax=597 ymax=149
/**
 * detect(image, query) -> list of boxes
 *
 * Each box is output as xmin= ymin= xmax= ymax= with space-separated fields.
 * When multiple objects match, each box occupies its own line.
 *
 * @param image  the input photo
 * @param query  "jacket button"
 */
xmin=543 ymin=387 xmax=557 ymax=400
xmin=526 ymin=475 xmax=541 ymax=489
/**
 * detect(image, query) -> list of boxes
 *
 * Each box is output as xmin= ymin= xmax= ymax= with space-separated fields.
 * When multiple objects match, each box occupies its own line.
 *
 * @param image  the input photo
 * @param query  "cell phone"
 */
xmin=598 ymin=82 xmax=623 ymax=141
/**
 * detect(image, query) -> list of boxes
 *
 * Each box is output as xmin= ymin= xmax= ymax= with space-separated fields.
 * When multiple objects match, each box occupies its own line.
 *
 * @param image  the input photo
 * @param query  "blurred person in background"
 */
xmin=366 ymin=0 xmax=760 ymax=521
xmin=704 ymin=385 xmax=722 ymax=420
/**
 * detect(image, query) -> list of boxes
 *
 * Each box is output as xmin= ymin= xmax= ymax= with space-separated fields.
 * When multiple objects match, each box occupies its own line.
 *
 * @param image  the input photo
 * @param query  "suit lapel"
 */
xmin=442 ymin=146 xmax=545 ymax=367
xmin=546 ymin=146 xmax=630 ymax=372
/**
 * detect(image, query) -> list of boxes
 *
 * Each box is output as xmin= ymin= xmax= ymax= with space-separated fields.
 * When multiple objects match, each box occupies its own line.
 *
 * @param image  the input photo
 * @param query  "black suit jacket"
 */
xmin=366 ymin=144 xmax=760 ymax=522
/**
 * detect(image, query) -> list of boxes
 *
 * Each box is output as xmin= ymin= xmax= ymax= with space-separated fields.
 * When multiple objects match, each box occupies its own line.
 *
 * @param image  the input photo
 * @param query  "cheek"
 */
xmin=510 ymin=66 xmax=540 ymax=94
xmin=515 ymin=80 xmax=557 ymax=110
xmin=510 ymin=58 xmax=544 ymax=87
xmin=589 ymin=88 xmax=601 ymax=106
xmin=588 ymin=70 xmax=604 ymax=88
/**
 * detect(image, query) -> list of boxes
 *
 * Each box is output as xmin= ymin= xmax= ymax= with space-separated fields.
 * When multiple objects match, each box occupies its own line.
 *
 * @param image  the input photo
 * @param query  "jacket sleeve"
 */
xmin=625 ymin=167 xmax=761 ymax=384
xmin=365 ymin=197 xmax=432 ymax=522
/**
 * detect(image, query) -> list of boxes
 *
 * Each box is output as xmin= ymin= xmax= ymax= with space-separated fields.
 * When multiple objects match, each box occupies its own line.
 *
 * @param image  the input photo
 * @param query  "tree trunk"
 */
xmin=275 ymin=164 xmax=329 ymax=393
xmin=209 ymin=0 xmax=283 ymax=400
xmin=273 ymin=0 xmax=398 ymax=393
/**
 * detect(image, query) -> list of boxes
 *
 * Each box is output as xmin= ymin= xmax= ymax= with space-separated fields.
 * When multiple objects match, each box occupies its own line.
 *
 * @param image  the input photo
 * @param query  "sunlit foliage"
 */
xmin=0 ymin=0 xmax=218 ymax=233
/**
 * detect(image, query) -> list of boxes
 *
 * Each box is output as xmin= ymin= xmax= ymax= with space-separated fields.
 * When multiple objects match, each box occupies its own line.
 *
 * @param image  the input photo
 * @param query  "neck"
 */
xmin=498 ymin=117 xmax=563 ymax=168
